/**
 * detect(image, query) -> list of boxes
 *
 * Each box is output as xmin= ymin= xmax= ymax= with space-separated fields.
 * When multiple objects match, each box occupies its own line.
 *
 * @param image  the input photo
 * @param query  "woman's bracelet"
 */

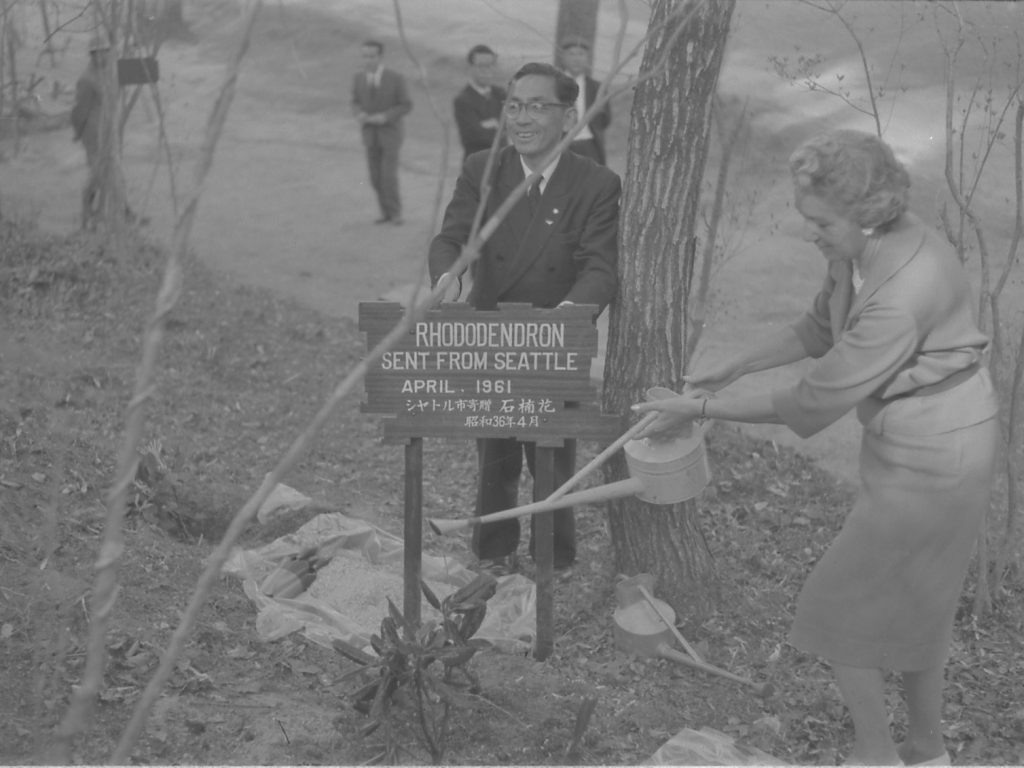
xmin=700 ymin=398 xmax=709 ymax=419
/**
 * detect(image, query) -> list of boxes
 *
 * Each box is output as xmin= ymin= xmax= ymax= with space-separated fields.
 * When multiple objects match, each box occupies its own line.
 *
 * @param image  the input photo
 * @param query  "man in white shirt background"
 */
xmin=350 ymin=40 xmax=413 ymax=225
xmin=558 ymin=38 xmax=611 ymax=166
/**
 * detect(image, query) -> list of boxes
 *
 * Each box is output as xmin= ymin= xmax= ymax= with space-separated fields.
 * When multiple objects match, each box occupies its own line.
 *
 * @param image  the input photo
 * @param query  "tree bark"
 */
xmin=553 ymin=0 xmax=599 ymax=61
xmin=152 ymin=0 xmax=189 ymax=42
xmin=96 ymin=42 xmax=129 ymax=238
xmin=164 ymin=0 xmax=185 ymax=25
xmin=602 ymin=0 xmax=736 ymax=619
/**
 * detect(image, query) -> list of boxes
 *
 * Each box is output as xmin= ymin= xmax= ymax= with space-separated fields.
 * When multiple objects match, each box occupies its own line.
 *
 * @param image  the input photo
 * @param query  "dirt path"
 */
xmin=4 ymin=11 xmax=442 ymax=318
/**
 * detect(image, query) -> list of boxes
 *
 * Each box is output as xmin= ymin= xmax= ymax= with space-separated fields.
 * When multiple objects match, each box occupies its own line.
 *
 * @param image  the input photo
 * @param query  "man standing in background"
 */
xmin=71 ymin=37 xmax=109 ymax=230
xmin=453 ymin=44 xmax=506 ymax=162
xmin=559 ymin=38 xmax=611 ymax=166
xmin=351 ymin=40 xmax=412 ymax=225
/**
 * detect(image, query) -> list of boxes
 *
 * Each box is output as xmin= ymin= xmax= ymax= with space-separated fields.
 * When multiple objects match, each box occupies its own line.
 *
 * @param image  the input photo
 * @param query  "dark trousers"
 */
xmin=364 ymin=139 xmax=402 ymax=220
xmin=472 ymin=437 xmax=577 ymax=568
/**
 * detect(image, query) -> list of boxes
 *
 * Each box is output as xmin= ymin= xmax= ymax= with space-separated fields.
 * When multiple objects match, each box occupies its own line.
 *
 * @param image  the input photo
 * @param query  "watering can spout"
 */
xmin=428 ymin=477 xmax=643 ymax=536
xmin=427 ymin=401 xmax=711 ymax=537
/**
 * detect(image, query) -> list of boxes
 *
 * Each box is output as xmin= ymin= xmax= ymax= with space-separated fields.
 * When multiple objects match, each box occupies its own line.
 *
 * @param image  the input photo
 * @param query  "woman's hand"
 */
xmin=683 ymin=359 xmax=741 ymax=393
xmin=630 ymin=392 xmax=704 ymax=440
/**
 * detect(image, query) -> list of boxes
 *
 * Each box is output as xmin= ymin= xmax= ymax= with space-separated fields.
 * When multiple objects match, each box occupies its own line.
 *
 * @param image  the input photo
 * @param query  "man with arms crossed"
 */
xmin=453 ymin=44 xmax=506 ymax=161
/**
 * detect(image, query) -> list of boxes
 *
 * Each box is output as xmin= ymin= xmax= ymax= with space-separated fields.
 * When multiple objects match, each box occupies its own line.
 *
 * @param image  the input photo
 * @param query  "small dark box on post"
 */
xmin=117 ymin=57 xmax=159 ymax=86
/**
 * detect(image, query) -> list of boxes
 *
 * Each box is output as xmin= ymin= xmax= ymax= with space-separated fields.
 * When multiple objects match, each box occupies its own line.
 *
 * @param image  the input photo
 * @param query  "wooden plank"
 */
xmin=533 ymin=447 xmax=555 ymax=661
xmin=403 ymin=438 xmax=423 ymax=625
xmin=359 ymin=302 xmax=617 ymax=443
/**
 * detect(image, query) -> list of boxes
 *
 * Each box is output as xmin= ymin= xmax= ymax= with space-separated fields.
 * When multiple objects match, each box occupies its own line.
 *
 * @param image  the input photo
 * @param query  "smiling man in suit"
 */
xmin=428 ymin=62 xmax=621 ymax=576
xmin=351 ymin=40 xmax=412 ymax=225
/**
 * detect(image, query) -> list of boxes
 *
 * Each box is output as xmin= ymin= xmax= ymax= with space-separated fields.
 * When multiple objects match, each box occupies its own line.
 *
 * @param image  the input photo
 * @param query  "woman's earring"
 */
xmin=861 ymin=227 xmax=875 ymax=237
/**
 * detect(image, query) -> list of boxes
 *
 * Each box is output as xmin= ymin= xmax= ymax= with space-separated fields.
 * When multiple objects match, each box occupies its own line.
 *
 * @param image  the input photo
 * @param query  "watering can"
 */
xmin=612 ymin=573 xmax=773 ymax=698
xmin=428 ymin=387 xmax=712 ymax=536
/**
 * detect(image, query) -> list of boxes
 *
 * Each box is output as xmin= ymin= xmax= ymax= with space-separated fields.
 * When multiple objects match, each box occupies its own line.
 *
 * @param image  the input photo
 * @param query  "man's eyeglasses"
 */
xmin=504 ymin=100 xmax=569 ymax=119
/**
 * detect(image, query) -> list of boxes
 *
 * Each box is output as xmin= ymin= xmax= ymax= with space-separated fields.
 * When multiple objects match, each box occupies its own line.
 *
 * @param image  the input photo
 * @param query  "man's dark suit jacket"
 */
xmin=579 ymin=75 xmax=611 ymax=165
xmin=428 ymin=145 xmax=619 ymax=312
xmin=350 ymin=68 xmax=412 ymax=149
xmin=453 ymin=84 xmax=506 ymax=159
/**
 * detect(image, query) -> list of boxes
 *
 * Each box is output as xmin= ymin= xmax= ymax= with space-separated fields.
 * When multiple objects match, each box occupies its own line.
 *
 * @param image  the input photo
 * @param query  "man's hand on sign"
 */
xmin=434 ymin=272 xmax=462 ymax=305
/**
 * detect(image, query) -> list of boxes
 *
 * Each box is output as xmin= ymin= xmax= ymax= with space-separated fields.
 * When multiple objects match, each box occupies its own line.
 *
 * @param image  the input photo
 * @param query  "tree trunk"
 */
xmin=553 ymin=0 xmax=599 ymax=60
xmin=152 ymin=0 xmax=190 ymax=42
xmin=97 ymin=48 xmax=128 ymax=234
xmin=90 ymin=0 xmax=129 ymax=239
xmin=164 ymin=0 xmax=185 ymax=25
xmin=602 ymin=0 xmax=736 ymax=619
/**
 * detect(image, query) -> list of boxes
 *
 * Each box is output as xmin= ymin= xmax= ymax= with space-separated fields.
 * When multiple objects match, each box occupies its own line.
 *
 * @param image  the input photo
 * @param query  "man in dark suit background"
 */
xmin=559 ymin=38 xmax=611 ymax=166
xmin=453 ymin=44 xmax=506 ymax=161
xmin=429 ymin=62 xmax=620 ymax=575
xmin=351 ymin=39 xmax=412 ymax=225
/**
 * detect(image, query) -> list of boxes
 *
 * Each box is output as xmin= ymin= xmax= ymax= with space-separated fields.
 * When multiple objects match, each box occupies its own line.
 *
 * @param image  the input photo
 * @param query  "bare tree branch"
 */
xmin=826 ymin=0 xmax=882 ymax=136
xmin=44 ymin=3 xmax=263 ymax=763
xmin=992 ymin=318 xmax=1024 ymax=593
xmin=687 ymin=96 xmax=747 ymax=362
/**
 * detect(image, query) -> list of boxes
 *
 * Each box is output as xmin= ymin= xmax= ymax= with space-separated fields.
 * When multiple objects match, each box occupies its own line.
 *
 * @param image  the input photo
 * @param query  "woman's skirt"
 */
xmin=788 ymin=370 xmax=999 ymax=671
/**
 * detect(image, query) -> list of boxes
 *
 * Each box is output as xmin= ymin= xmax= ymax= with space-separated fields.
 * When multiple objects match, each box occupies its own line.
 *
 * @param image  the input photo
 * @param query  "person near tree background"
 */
xmin=428 ymin=62 xmax=620 ymax=576
xmin=558 ymin=38 xmax=611 ymax=166
xmin=633 ymin=130 xmax=998 ymax=767
xmin=350 ymin=39 xmax=412 ymax=226
xmin=453 ymin=44 xmax=506 ymax=162
xmin=71 ymin=37 xmax=110 ymax=230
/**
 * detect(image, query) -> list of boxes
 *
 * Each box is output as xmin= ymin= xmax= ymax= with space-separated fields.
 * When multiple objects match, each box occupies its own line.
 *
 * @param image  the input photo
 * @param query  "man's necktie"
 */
xmin=527 ymin=174 xmax=542 ymax=218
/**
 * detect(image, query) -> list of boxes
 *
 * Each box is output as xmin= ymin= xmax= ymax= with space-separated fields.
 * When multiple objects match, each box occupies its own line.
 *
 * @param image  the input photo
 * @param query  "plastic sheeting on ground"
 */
xmin=650 ymin=726 xmax=785 ymax=765
xmin=223 ymin=512 xmax=536 ymax=654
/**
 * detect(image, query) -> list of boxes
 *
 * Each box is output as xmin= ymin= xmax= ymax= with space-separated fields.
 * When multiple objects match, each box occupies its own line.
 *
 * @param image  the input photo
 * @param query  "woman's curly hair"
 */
xmin=789 ymin=130 xmax=910 ymax=230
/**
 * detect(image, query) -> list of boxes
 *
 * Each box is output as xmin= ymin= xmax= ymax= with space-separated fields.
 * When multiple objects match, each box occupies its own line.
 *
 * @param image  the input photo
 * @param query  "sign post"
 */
xmin=359 ymin=302 xmax=622 ymax=656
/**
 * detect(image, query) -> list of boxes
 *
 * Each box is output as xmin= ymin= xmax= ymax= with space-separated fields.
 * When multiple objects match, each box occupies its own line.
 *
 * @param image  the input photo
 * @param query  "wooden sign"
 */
xmin=359 ymin=302 xmax=622 ymax=444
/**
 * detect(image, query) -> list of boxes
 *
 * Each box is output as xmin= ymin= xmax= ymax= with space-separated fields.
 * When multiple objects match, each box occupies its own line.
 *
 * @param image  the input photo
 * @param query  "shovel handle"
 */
xmin=637 ymin=585 xmax=704 ymax=664
xmin=656 ymin=643 xmax=773 ymax=699
xmin=428 ymin=477 xmax=643 ymax=536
